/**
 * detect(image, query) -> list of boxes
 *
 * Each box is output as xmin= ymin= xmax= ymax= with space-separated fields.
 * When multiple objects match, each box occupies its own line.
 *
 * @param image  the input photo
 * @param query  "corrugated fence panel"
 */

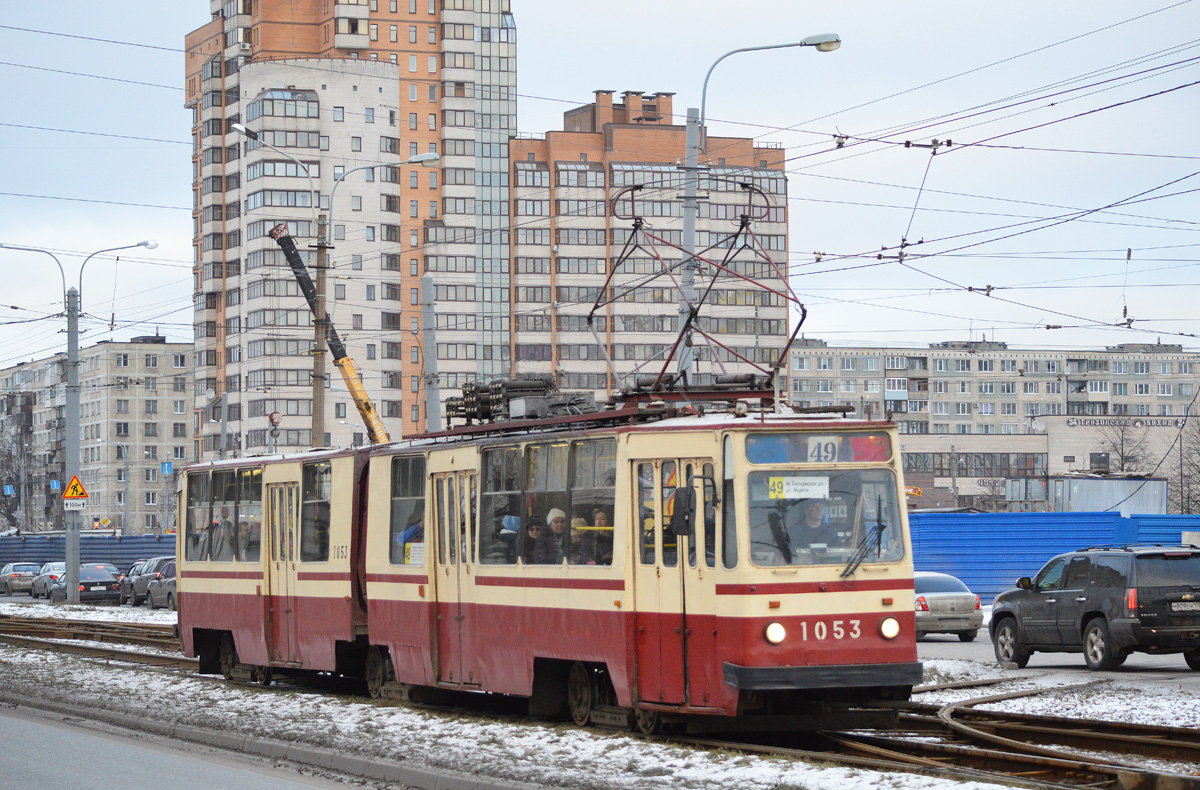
xmin=909 ymin=512 xmax=1129 ymax=604
xmin=1127 ymin=514 xmax=1200 ymax=546
xmin=0 ymin=534 xmax=176 ymax=572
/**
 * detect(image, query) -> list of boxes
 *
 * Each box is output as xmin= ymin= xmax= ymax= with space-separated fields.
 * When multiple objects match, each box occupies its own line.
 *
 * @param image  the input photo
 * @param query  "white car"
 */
xmin=915 ymin=570 xmax=984 ymax=642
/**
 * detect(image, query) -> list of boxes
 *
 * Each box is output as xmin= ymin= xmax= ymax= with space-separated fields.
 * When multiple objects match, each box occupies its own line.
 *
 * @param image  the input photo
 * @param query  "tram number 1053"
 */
xmin=798 ymin=619 xmax=862 ymax=641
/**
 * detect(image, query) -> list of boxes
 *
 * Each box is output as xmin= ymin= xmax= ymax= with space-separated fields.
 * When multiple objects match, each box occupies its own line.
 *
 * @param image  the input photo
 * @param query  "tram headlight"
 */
xmin=764 ymin=622 xmax=787 ymax=645
xmin=878 ymin=617 xmax=901 ymax=640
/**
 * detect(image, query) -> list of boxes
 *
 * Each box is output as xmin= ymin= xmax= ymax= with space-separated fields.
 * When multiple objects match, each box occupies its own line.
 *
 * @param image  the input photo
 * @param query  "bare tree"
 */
xmin=1095 ymin=422 xmax=1152 ymax=474
xmin=1167 ymin=419 xmax=1200 ymax=514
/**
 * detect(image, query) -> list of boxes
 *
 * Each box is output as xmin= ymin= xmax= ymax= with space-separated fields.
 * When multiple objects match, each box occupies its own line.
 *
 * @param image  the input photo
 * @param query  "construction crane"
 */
xmin=268 ymin=223 xmax=390 ymax=445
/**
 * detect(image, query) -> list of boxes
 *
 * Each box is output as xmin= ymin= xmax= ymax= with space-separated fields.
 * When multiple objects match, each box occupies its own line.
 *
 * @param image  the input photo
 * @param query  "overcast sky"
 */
xmin=1 ymin=0 xmax=1198 ymax=372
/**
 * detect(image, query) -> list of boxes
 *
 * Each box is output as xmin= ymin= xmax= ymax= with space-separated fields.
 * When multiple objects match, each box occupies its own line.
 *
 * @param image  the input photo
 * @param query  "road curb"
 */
xmin=0 ymin=690 xmax=544 ymax=790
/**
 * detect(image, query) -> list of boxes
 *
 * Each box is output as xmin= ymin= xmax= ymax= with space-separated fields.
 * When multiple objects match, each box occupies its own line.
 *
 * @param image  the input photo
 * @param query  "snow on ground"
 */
xmin=2 ymin=599 xmax=1197 ymax=788
xmin=0 ymin=598 xmax=178 ymax=625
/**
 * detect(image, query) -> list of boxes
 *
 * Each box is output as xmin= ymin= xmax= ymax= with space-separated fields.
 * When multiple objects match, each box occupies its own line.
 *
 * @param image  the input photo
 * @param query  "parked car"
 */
xmin=30 ymin=562 xmax=66 ymax=598
xmin=130 ymin=556 xmax=175 ymax=606
xmin=49 ymin=567 xmax=121 ymax=604
xmin=119 ymin=560 xmax=148 ymax=605
xmin=146 ymin=560 xmax=177 ymax=610
xmin=914 ymin=571 xmax=984 ymax=642
xmin=991 ymin=545 xmax=1200 ymax=671
xmin=1 ymin=562 xmax=42 ymax=595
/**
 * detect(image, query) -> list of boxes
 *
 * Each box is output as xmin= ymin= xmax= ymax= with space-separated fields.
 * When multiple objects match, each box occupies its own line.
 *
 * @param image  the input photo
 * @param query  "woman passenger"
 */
xmin=519 ymin=516 xmax=546 ymax=564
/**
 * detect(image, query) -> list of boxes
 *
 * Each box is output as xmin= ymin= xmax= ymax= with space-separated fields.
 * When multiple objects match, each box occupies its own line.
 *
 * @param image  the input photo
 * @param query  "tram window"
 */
xmin=722 ymin=437 xmax=738 ymax=569
xmin=527 ymin=443 xmax=569 ymax=564
xmin=637 ymin=462 xmax=655 ymax=565
xmin=446 ymin=476 xmax=458 ymax=565
xmin=745 ymin=432 xmax=892 ymax=464
xmin=211 ymin=470 xmax=237 ymax=562
xmin=745 ymin=468 xmax=903 ymax=568
xmin=468 ymin=474 xmax=477 ymax=564
xmin=236 ymin=468 xmax=262 ymax=562
xmin=480 ymin=447 xmax=520 ymax=565
xmin=435 ymin=477 xmax=447 ymax=565
xmin=661 ymin=462 xmax=678 ymax=567
xmin=389 ymin=455 xmax=426 ymax=565
xmin=300 ymin=461 xmax=332 ymax=562
xmin=567 ymin=438 xmax=616 ymax=566
xmin=703 ymin=462 xmax=716 ymax=568
xmin=185 ymin=471 xmax=211 ymax=562
xmin=684 ymin=463 xmax=697 ymax=568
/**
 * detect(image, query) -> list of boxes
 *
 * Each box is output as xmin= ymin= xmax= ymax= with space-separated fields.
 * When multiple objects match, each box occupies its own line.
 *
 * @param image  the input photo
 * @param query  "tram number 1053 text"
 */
xmin=798 ymin=619 xmax=861 ymax=641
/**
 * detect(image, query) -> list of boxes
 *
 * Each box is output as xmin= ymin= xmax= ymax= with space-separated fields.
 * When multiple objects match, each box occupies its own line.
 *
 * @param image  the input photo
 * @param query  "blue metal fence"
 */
xmin=909 ymin=511 xmax=1200 ymax=603
xmin=0 ymin=534 xmax=176 ymax=574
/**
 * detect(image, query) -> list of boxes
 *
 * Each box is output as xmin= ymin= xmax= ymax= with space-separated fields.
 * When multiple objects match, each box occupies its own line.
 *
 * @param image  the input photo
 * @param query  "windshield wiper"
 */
xmin=841 ymin=494 xmax=887 ymax=578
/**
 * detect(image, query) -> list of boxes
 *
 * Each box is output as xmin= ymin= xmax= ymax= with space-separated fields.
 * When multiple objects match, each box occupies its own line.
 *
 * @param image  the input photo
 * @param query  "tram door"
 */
xmin=632 ymin=459 xmax=719 ymax=707
xmin=433 ymin=472 xmax=478 ymax=685
xmin=264 ymin=482 xmax=300 ymax=664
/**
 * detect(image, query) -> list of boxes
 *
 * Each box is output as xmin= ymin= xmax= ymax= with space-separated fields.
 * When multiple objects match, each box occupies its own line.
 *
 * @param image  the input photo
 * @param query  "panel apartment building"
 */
xmin=185 ymin=0 xmax=516 ymax=457
xmin=788 ymin=338 xmax=1199 ymax=435
xmin=0 ymin=336 xmax=194 ymax=534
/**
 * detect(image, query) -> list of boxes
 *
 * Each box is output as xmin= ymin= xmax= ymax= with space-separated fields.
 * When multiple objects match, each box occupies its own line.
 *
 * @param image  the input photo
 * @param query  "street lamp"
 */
xmin=0 ymin=239 xmax=155 ymax=602
xmin=678 ymin=34 xmax=841 ymax=383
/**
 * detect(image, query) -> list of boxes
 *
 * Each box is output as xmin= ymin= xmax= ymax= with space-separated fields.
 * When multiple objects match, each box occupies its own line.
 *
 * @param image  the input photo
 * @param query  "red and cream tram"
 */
xmin=178 ymin=397 xmax=921 ymax=731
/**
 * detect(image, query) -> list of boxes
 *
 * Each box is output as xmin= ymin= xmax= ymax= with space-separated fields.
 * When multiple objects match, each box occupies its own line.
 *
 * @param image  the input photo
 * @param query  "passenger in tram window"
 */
xmin=533 ymin=508 xmax=567 ymax=564
xmin=592 ymin=507 xmax=614 ymax=566
xmin=518 ymin=515 xmax=546 ymax=564
xmin=789 ymin=499 xmax=843 ymax=550
xmin=568 ymin=516 xmax=596 ymax=565
xmin=189 ymin=520 xmax=212 ymax=562
xmin=241 ymin=519 xmax=262 ymax=562
xmin=211 ymin=507 xmax=236 ymax=562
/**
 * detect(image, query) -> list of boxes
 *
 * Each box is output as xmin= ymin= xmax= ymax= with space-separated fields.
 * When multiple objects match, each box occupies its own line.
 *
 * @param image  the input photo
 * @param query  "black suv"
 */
xmin=991 ymin=545 xmax=1200 ymax=671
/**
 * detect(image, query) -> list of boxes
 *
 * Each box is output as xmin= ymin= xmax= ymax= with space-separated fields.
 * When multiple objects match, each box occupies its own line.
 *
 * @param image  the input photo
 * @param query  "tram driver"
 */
xmin=789 ymin=499 xmax=844 ymax=551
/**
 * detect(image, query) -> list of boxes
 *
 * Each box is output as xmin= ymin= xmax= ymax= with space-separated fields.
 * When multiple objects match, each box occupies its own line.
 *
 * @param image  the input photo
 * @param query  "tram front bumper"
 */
xmin=723 ymin=661 xmax=924 ymax=690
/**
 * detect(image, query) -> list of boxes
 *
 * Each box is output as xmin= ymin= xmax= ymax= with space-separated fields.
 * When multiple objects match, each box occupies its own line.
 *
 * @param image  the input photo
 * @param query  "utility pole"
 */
xmin=162 ymin=462 xmax=170 ymax=535
xmin=65 ymin=287 xmax=81 ymax=604
xmin=677 ymin=107 xmax=701 ymax=385
xmin=18 ymin=444 xmax=27 ymax=533
xmin=313 ymin=214 xmax=328 ymax=447
xmin=421 ymin=275 xmax=441 ymax=432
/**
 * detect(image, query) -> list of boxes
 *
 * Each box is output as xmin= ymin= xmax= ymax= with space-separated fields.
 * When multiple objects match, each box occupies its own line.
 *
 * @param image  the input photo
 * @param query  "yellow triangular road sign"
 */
xmin=62 ymin=476 xmax=89 ymax=499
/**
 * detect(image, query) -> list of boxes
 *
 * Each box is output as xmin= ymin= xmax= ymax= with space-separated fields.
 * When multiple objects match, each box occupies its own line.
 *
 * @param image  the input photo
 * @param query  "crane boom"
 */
xmin=268 ymin=223 xmax=391 ymax=445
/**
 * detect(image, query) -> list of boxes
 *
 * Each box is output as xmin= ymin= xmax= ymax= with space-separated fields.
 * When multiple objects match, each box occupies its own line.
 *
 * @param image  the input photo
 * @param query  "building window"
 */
xmin=333 ymin=107 xmax=344 ymax=122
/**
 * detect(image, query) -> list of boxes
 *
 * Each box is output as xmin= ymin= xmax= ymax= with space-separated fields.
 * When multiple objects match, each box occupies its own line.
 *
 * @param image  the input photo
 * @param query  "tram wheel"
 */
xmin=365 ymin=646 xmax=389 ymax=699
xmin=253 ymin=665 xmax=273 ymax=686
xmin=219 ymin=633 xmax=238 ymax=680
xmin=567 ymin=662 xmax=593 ymax=726
xmin=633 ymin=708 xmax=662 ymax=735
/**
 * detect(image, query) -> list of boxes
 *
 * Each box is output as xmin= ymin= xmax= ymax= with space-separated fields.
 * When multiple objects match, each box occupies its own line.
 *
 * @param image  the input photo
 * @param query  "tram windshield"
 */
xmin=746 ymin=468 xmax=903 ymax=568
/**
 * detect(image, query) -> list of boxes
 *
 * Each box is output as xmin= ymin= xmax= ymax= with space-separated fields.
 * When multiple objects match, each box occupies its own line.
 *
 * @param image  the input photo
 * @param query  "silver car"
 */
xmin=1 ymin=562 xmax=42 ymax=595
xmin=915 ymin=570 xmax=984 ymax=642
xmin=30 ymin=562 xmax=66 ymax=599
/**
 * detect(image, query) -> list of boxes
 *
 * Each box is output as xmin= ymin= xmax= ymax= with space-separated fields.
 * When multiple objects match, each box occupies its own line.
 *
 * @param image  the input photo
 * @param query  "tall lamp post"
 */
xmin=0 ymin=239 xmax=156 ymax=602
xmin=677 ymin=34 xmax=841 ymax=383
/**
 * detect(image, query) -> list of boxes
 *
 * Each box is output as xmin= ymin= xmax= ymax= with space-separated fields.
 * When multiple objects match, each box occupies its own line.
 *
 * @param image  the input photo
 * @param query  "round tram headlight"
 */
xmin=764 ymin=621 xmax=787 ymax=645
xmin=879 ymin=616 xmax=901 ymax=640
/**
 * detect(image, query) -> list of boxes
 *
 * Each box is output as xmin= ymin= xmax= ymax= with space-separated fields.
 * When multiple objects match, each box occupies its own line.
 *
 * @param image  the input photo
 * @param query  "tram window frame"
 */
xmin=526 ymin=442 xmax=569 ymax=565
xmin=637 ymin=462 xmax=655 ymax=565
xmin=566 ymin=438 xmax=616 ymax=566
xmin=446 ymin=475 xmax=458 ymax=565
xmin=185 ymin=471 xmax=212 ymax=562
xmin=389 ymin=455 xmax=426 ymax=565
xmin=480 ymin=446 xmax=522 ymax=565
xmin=661 ymin=461 xmax=678 ymax=568
xmin=236 ymin=468 xmax=263 ymax=562
xmin=300 ymin=461 xmax=332 ymax=562
xmin=435 ymin=477 xmax=449 ymax=565
xmin=722 ymin=436 xmax=738 ymax=569
xmin=211 ymin=470 xmax=238 ymax=562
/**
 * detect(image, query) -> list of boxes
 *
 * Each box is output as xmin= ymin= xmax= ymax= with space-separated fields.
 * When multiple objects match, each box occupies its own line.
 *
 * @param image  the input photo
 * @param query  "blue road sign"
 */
xmin=50 ymin=480 xmax=60 ymax=490
xmin=3 ymin=485 xmax=12 ymax=496
xmin=161 ymin=462 xmax=173 ymax=475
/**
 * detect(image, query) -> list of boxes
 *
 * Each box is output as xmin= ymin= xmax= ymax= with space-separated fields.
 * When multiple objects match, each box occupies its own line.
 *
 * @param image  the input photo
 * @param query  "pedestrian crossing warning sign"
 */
xmin=62 ymin=476 xmax=89 ymax=500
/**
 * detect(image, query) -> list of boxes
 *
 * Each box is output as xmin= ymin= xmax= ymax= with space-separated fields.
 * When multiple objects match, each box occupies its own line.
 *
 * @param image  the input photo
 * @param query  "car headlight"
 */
xmin=879 ymin=617 xmax=901 ymax=640
xmin=764 ymin=622 xmax=787 ymax=644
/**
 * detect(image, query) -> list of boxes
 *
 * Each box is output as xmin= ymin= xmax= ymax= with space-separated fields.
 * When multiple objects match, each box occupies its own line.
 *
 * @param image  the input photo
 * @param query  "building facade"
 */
xmin=185 ymin=0 xmax=516 ymax=457
xmin=507 ymin=91 xmax=791 ymax=392
xmin=0 ymin=336 xmax=193 ymax=534
xmin=788 ymin=339 xmax=1198 ymax=435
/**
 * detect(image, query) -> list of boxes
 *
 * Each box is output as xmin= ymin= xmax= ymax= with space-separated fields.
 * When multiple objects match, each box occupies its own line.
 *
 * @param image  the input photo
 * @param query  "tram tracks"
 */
xmin=1 ymin=615 xmax=1198 ymax=790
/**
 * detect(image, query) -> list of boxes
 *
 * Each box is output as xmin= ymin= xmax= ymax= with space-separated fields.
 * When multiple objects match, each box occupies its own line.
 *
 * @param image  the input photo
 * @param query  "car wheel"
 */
xmin=3 ymin=583 xmax=10 ymax=596
xmin=1083 ymin=619 xmax=1121 ymax=671
xmin=1184 ymin=650 xmax=1200 ymax=671
xmin=992 ymin=618 xmax=1030 ymax=668
xmin=148 ymin=594 xmax=158 ymax=610
xmin=167 ymin=593 xmax=176 ymax=611
xmin=958 ymin=630 xmax=978 ymax=643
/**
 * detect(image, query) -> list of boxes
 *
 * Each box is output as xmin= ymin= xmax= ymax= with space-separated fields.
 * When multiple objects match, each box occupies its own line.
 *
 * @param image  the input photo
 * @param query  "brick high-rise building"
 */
xmin=185 ymin=0 xmax=516 ymax=457
xmin=507 ymin=90 xmax=791 ymax=394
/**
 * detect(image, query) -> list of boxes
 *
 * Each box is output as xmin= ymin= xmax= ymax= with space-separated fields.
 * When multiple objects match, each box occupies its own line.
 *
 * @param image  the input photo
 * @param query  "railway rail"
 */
xmin=2 ymin=615 xmax=1198 ymax=790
